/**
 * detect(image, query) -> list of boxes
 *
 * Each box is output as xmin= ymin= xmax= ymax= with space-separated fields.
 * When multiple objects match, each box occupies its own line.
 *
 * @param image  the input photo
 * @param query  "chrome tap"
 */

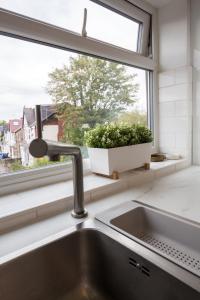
xmin=29 ymin=105 xmax=88 ymax=219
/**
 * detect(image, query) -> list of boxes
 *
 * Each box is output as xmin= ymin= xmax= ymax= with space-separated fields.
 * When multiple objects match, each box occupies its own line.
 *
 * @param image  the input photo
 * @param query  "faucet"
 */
xmin=29 ymin=105 xmax=88 ymax=219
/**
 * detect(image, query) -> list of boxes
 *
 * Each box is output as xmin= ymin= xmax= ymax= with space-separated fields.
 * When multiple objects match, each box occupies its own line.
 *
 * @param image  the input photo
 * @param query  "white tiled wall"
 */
xmin=192 ymin=69 xmax=200 ymax=164
xmin=191 ymin=0 xmax=200 ymax=165
xmin=158 ymin=66 xmax=192 ymax=160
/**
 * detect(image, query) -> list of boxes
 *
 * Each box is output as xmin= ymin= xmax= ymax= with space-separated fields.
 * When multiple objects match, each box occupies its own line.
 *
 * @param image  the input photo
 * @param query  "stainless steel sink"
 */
xmin=0 ymin=219 xmax=200 ymax=299
xmin=96 ymin=201 xmax=200 ymax=278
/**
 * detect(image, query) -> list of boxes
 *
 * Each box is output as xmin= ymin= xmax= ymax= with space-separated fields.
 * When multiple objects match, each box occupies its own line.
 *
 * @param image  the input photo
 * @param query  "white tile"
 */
xmin=174 ymin=148 xmax=190 ymax=158
xmin=159 ymin=146 xmax=173 ymax=155
xmin=159 ymin=117 xmax=174 ymax=134
xmin=159 ymin=84 xmax=192 ymax=102
xmin=159 ymin=133 xmax=176 ymax=148
xmin=159 ymin=70 xmax=175 ymax=88
xmin=159 ymin=102 xmax=175 ymax=117
xmin=175 ymin=101 xmax=192 ymax=117
xmin=193 ymin=81 xmax=200 ymax=116
xmin=175 ymin=117 xmax=191 ymax=134
xmin=159 ymin=117 xmax=189 ymax=134
xmin=193 ymin=49 xmax=200 ymax=70
xmin=175 ymin=66 xmax=192 ymax=84
xmin=175 ymin=133 xmax=190 ymax=149
xmin=159 ymin=144 xmax=190 ymax=158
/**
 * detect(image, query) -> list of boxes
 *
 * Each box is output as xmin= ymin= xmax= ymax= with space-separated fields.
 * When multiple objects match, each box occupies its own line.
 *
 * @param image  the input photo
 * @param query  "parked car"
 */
xmin=0 ymin=152 xmax=9 ymax=159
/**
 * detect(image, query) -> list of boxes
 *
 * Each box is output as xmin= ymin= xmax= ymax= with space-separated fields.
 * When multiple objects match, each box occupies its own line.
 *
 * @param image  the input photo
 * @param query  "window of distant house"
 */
xmin=13 ymin=121 xmax=19 ymax=126
xmin=0 ymin=0 xmax=148 ymax=53
xmin=0 ymin=35 xmax=149 ymax=175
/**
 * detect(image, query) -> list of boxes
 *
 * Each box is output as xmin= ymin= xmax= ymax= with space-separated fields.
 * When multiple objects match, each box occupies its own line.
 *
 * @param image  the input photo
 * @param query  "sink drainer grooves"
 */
xmin=142 ymin=234 xmax=200 ymax=276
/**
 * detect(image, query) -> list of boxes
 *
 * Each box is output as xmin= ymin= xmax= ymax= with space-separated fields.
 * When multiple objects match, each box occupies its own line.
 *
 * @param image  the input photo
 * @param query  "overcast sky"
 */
xmin=0 ymin=0 xmax=146 ymax=121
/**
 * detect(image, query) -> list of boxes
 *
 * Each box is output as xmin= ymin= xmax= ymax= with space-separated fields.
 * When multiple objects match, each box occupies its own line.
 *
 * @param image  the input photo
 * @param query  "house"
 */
xmin=21 ymin=105 xmax=64 ymax=166
xmin=1 ymin=119 xmax=22 ymax=159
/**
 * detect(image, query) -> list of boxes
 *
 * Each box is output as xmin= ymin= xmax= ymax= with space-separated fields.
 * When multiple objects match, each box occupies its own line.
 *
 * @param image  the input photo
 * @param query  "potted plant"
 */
xmin=84 ymin=124 xmax=153 ymax=177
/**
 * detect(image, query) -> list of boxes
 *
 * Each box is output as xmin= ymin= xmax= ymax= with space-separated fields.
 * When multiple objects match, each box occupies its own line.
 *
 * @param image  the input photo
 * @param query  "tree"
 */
xmin=0 ymin=120 xmax=6 ymax=126
xmin=0 ymin=120 xmax=6 ymax=143
xmin=47 ymin=55 xmax=139 ymax=145
xmin=116 ymin=110 xmax=147 ymax=126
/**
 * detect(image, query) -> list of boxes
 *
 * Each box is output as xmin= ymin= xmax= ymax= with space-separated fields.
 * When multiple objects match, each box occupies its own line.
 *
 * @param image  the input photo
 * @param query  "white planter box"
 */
xmin=88 ymin=143 xmax=152 ymax=176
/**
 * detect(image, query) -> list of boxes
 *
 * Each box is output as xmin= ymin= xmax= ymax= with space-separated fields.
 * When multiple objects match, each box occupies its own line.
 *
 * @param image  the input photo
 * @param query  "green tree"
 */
xmin=47 ymin=55 xmax=139 ymax=145
xmin=0 ymin=120 xmax=6 ymax=143
xmin=0 ymin=120 xmax=6 ymax=125
xmin=116 ymin=110 xmax=147 ymax=126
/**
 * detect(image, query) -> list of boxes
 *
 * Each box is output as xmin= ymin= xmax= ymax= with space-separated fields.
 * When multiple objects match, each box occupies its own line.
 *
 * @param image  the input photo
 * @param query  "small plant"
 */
xmin=84 ymin=124 xmax=153 ymax=149
xmin=9 ymin=160 xmax=28 ymax=172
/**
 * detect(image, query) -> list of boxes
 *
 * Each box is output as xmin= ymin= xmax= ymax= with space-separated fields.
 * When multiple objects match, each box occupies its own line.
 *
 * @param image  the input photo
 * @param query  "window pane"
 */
xmin=0 ymin=0 xmax=90 ymax=34
xmin=0 ymin=0 xmax=139 ymax=52
xmin=86 ymin=2 xmax=139 ymax=52
xmin=0 ymin=36 xmax=147 ymax=175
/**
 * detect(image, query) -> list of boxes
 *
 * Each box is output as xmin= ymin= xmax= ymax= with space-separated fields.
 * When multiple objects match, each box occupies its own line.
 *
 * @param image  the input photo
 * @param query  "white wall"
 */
xmin=43 ymin=125 xmax=58 ymax=141
xmin=191 ymin=0 xmax=200 ymax=164
xmin=158 ymin=0 xmax=192 ymax=162
xmin=159 ymin=0 xmax=190 ymax=71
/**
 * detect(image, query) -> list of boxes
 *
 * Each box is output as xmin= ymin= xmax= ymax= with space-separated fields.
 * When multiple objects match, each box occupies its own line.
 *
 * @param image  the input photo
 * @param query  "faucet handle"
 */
xmin=35 ymin=105 xmax=42 ymax=139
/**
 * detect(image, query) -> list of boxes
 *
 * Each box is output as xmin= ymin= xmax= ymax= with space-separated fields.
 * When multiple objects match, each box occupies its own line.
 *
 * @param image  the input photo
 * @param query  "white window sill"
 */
xmin=0 ymin=159 xmax=189 ymax=234
xmin=0 ymin=159 xmax=91 ymax=197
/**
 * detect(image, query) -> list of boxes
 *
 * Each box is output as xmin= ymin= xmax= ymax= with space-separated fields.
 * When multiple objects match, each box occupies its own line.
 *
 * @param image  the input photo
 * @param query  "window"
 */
xmin=0 ymin=0 xmax=150 ymax=55
xmin=0 ymin=0 xmax=157 ymax=192
xmin=0 ymin=0 xmax=88 ymax=33
xmin=81 ymin=1 xmax=140 ymax=52
xmin=0 ymin=35 xmax=148 ymax=175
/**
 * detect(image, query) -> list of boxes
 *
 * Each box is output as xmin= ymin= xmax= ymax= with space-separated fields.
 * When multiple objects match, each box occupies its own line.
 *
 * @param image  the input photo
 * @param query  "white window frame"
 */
xmin=90 ymin=0 xmax=151 ymax=56
xmin=0 ymin=0 xmax=158 ymax=195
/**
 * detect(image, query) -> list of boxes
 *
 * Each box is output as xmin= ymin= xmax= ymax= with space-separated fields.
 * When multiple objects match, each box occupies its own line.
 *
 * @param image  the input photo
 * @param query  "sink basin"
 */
xmin=96 ymin=201 xmax=200 ymax=278
xmin=0 ymin=220 xmax=199 ymax=299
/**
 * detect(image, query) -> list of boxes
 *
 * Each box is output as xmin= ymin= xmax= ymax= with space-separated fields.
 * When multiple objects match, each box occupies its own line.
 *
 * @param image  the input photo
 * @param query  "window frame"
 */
xmin=0 ymin=0 xmax=158 ymax=195
xmin=90 ymin=0 xmax=151 ymax=55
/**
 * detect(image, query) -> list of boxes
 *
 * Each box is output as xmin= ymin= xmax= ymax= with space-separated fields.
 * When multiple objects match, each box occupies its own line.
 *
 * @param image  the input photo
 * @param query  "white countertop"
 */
xmin=1 ymin=165 xmax=199 ymax=259
xmin=138 ymin=166 xmax=200 ymax=222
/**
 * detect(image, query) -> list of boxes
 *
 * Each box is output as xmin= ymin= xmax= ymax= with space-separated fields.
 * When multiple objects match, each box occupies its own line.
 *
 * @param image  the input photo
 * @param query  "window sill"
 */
xmin=0 ymin=159 xmax=91 ymax=197
xmin=0 ymin=159 xmax=189 ymax=234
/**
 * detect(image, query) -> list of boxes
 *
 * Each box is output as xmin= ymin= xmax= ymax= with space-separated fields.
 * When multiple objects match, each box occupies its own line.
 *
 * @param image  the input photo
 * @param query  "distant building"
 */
xmin=1 ymin=105 xmax=64 ymax=166
xmin=2 ymin=119 xmax=22 ymax=158
xmin=21 ymin=105 xmax=64 ymax=166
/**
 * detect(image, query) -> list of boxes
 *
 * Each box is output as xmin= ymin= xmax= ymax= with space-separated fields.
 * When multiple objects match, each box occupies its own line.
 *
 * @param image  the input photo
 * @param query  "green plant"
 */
xmin=84 ymin=124 xmax=153 ymax=149
xmin=10 ymin=160 xmax=28 ymax=172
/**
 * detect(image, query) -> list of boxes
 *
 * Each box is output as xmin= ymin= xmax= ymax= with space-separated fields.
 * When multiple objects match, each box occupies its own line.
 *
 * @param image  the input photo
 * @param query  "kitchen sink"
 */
xmin=0 ymin=219 xmax=199 ymax=299
xmin=96 ymin=201 xmax=200 ymax=278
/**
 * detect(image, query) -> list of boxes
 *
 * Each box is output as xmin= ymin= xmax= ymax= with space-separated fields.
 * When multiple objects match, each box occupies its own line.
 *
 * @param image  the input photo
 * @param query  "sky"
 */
xmin=0 ymin=0 xmax=147 ymax=121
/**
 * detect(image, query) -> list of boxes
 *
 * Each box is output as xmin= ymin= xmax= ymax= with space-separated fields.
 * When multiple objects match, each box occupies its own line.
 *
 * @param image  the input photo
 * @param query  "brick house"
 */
xmin=2 ymin=119 xmax=22 ymax=158
xmin=21 ymin=105 xmax=64 ymax=166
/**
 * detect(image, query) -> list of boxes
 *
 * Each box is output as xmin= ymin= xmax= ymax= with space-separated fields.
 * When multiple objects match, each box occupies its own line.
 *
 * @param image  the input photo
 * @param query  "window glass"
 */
xmin=0 ymin=0 xmax=139 ymax=52
xmin=86 ymin=1 xmax=139 ymax=52
xmin=0 ymin=0 xmax=90 ymax=33
xmin=0 ymin=36 xmax=147 ymax=175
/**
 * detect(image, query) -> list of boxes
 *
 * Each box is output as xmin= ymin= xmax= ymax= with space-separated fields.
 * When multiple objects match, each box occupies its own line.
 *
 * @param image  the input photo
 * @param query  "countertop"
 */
xmin=0 ymin=165 xmax=199 ymax=259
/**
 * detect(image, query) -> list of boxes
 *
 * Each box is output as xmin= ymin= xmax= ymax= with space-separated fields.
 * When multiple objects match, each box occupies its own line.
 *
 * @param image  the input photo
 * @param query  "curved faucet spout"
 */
xmin=29 ymin=138 xmax=88 ymax=219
